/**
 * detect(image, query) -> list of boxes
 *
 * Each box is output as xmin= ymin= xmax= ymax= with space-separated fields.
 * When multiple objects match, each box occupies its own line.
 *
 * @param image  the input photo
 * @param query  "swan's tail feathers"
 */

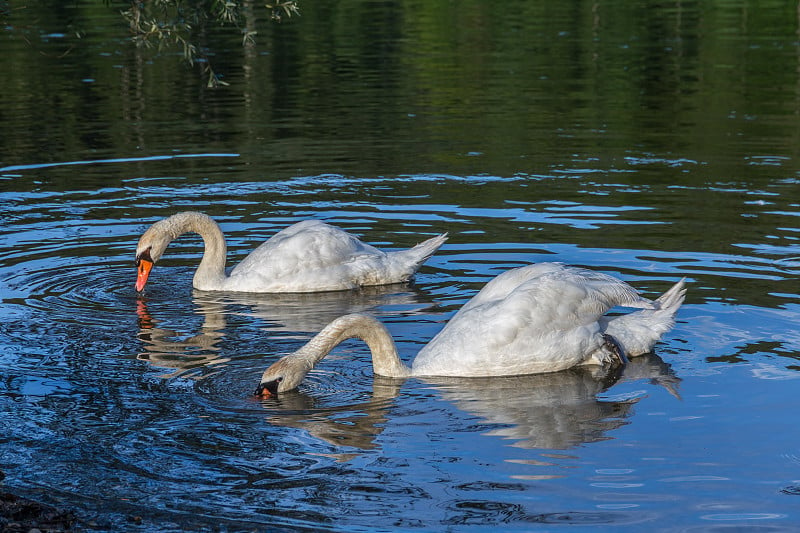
xmin=655 ymin=277 xmax=687 ymax=312
xmin=601 ymin=278 xmax=686 ymax=358
xmin=392 ymin=232 xmax=448 ymax=274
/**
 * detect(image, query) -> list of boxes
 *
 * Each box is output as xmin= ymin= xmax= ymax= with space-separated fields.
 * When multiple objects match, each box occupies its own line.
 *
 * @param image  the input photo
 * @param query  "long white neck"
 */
xmin=295 ymin=314 xmax=412 ymax=378
xmin=162 ymin=212 xmax=228 ymax=290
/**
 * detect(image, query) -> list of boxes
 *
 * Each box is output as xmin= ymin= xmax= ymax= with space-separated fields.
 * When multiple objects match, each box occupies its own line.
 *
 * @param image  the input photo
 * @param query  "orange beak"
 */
xmin=135 ymin=258 xmax=154 ymax=292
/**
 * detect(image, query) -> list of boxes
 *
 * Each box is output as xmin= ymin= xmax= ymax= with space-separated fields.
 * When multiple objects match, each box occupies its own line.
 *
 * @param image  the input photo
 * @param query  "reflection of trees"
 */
xmin=260 ymin=354 xmax=680 ymax=452
xmin=5 ymin=1 xmax=800 ymax=172
xmin=121 ymin=0 xmax=299 ymax=86
xmin=3 ymin=1 xmax=797 ymax=306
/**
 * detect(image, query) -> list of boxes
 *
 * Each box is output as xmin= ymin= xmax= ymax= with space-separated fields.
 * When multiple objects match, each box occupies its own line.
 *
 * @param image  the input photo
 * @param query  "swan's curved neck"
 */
xmin=166 ymin=212 xmax=228 ymax=289
xmin=296 ymin=314 xmax=412 ymax=378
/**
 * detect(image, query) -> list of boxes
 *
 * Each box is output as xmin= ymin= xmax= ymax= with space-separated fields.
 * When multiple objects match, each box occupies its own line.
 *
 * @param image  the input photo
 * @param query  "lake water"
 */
xmin=2 ymin=1 xmax=800 ymax=531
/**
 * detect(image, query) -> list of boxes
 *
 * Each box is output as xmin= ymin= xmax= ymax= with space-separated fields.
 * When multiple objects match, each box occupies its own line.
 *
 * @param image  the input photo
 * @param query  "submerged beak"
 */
xmin=135 ymin=251 xmax=154 ymax=292
xmin=254 ymin=379 xmax=282 ymax=399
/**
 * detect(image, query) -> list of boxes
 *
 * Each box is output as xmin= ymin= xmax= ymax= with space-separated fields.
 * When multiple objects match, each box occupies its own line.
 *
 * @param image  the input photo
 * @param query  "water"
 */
xmin=2 ymin=1 xmax=800 ymax=531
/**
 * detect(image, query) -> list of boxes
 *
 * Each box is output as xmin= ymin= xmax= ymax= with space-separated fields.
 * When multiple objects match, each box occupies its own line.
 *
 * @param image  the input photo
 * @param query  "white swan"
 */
xmin=256 ymin=263 xmax=686 ymax=396
xmin=134 ymin=212 xmax=448 ymax=293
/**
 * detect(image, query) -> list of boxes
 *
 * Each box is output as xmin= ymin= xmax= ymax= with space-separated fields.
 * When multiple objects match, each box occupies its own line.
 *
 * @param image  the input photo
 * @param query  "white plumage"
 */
xmin=134 ymin=212 xmax=447 ymax=293
xmin=256 ymin=263 xmax=686 ymax=396
xmin=412 ymin=263 xmax=665 ymax=376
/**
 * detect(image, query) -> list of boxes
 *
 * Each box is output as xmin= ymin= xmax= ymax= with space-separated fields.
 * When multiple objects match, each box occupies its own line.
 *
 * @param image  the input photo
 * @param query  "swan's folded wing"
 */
xmin=453 ymin=263 xmax=568 ymax=317
xmin=457 ymin=263 xmax=652 ymax=317
xmin=414 ymin=287 xmax=591 ymax=376
xmin=495 ymin=269 xmax=649 ymax=334
xmin=231 ymin=220 xmax=383 ymax=278
xmin=554 ymin=266 xmax=655 ymax=313
xmin=413 ymin=265 xmax=651 ymax=376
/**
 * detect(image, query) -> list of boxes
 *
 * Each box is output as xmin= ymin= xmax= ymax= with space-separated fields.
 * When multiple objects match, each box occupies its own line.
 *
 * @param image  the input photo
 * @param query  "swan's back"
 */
xmin=412 ymin=263 xmax=653 ymax=377
xmin=234 ymin=221 xmax=380 ymax=273
xmin=227 ymin=220 xmax=386 ymax=291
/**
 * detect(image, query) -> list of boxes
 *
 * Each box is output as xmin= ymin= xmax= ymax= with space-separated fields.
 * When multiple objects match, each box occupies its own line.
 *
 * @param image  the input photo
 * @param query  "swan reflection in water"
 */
xmin=136 ymin=285 xmax=432 ymax=376
xmin=429 ymin=355 xmax=680 ymax=450
xmin=136 ymin=297 xmax=230 ymax=378
xmin=134 ymin=287 xmax=681 ymax=451
xmin=196 ymin=285 xmax=434 ymax=334
xmin=258 ymin=354 xmax=680 ymax=452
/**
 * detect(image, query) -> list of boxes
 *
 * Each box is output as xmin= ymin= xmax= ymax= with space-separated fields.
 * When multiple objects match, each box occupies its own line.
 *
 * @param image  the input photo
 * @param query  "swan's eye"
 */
xmin=136 ymin=247 xmax=153 ymax=267
xmin=255 ymin=377 xmax=283 ymax=398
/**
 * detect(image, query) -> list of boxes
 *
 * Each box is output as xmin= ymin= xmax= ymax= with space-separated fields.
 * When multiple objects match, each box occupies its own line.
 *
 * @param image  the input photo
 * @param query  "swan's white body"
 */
xmin=135 ymin=212 xmax=448 ymax=293
xmin=257 ymin=264 xmax=686 ymax=395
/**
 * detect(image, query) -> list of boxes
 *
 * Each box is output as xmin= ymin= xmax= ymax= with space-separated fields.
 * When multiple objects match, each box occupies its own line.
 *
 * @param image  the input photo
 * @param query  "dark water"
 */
xmin=2 ymin=1 xmax=800 ymax=531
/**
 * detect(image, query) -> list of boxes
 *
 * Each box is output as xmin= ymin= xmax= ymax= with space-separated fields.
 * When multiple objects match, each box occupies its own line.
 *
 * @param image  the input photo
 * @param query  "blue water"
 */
xmin=3 ymin=1 xmax=800 ymax=530
xmin=2 ymin=165 xmax=799 ymax=531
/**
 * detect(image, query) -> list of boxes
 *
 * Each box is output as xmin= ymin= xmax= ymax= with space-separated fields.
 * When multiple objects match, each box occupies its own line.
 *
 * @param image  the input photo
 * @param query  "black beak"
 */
xmin=254 ymin=379 xmax=282 ymax=398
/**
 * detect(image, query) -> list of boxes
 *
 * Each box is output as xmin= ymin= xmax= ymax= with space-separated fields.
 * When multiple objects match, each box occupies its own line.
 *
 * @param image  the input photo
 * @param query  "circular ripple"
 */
xmin=198 ymin=352 xmax=386 ymax=409
xmin=3 ymin=255 xmax=145 ymax=326
xmin=196 ymin=353 xmax=401 ymax=452
xmin=0 ymin=247 xmax=230 ymax=381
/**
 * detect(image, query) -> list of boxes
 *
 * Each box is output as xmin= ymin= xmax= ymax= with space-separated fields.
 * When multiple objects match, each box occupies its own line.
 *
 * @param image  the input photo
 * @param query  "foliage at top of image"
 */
xmin=121 ymin=0 xmax=299 ymax=87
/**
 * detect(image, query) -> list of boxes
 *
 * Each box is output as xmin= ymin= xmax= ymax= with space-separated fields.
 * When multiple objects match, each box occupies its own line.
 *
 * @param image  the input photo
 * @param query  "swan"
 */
xmin=255 ymin=263 xmax=686 ymax=397
xmin=134 ymin=212 xmax=448 ymax=292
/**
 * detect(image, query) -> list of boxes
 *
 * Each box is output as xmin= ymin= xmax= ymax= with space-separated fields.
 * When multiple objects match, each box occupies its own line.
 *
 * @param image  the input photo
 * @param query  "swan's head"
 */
xmin=255 ymin=354 xmax=312 ymax=398
xmin=134 ymin=218 xmax=177 ymax=291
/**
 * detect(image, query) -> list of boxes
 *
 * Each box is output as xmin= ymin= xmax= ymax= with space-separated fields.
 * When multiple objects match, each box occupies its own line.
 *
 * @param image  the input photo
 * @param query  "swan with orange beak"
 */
xmin=134 ymin=211 xmax=447 ymax=293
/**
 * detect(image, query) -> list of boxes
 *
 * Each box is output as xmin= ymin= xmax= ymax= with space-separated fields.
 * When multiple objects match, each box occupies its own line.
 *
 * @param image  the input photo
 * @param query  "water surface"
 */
xmin=2 ymin=1 xmax=800 ymax=531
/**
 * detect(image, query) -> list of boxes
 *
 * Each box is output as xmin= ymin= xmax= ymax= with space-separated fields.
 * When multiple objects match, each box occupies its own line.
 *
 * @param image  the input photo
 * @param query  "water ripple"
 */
xmin=0 ymin=152 xmax=240 ymax=173
xmin=0 ymin=169 xmax=797 ymax=531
